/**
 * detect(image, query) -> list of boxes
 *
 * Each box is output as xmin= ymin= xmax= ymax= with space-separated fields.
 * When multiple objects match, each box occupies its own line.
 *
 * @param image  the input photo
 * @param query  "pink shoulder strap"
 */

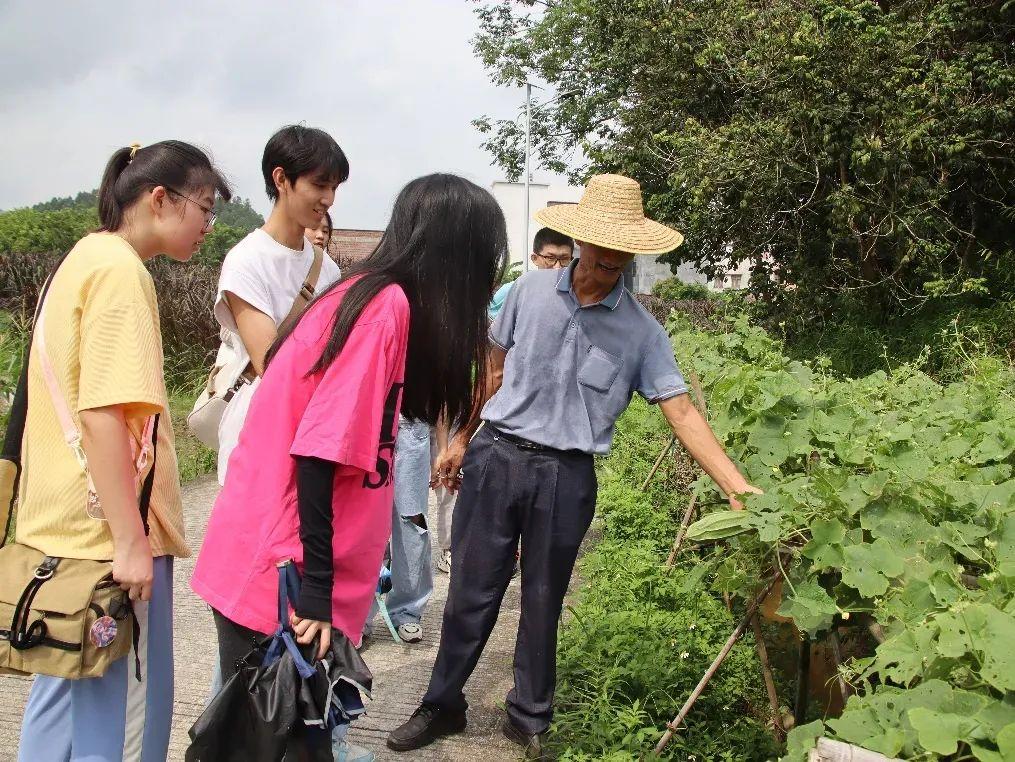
xmin=33 ymin=295 xmax=154 ymax=489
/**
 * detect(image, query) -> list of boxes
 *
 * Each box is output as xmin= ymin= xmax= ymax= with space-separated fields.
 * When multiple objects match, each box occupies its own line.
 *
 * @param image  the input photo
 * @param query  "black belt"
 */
xmin=488 ymin=426 xmax=586 ymax=456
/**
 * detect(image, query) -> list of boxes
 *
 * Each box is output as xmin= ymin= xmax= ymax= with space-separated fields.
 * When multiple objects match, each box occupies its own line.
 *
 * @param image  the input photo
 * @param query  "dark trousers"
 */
xmin=422 ymin=425 xmax=596 ymax=735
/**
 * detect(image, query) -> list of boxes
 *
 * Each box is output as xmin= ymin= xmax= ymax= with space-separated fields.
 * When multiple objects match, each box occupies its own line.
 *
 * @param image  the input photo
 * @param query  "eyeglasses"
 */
xmin=167 ymin=187 xmax=216 ymax=230
xmin=535 ymin=252 xmax=574 ymax=266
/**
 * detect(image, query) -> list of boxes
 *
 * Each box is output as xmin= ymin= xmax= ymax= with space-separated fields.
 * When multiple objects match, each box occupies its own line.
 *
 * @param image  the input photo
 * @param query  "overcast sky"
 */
xmin=0 ymin=1 xmax=548 ymax=229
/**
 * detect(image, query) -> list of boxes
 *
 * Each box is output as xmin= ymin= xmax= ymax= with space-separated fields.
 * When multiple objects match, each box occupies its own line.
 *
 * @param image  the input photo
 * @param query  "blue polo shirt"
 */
xmin=482 ymin=261 xmax=687 ymax=454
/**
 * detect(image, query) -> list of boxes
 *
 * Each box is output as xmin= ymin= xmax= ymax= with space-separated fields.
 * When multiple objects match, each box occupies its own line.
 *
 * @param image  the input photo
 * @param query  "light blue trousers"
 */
xmin=19 ymin=556 xmax=175 ymax=762
xmin=371 ymin=417 xmax=434 ymax=629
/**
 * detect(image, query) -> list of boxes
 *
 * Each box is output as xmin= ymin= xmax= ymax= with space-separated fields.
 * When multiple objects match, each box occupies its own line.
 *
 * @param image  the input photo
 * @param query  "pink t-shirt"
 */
xmin=191 ymin=280 xmax=409 ymax=642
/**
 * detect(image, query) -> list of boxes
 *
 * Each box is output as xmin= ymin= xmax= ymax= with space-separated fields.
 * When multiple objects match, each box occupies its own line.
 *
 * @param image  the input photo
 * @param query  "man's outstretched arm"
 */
xmin=658 ymin=393 xmax=761 ymax=510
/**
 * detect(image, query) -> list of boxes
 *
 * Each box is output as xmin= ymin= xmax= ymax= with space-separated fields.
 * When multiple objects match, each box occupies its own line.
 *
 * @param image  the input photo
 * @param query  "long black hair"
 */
xmin=267 ymin=173 xmax=508 ymax=428
xmin=97 ymin=141 xmax=231 ymax=231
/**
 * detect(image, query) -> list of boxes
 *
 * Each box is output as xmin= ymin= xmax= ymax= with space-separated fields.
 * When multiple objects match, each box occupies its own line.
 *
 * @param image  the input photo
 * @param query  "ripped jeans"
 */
xmin=371 ymin=417 xmax=434 ymax=629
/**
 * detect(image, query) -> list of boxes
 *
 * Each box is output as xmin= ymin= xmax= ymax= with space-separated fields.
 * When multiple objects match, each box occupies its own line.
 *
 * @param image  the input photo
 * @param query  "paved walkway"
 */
xmin=0 ymin=475 xmax=529 ymax=761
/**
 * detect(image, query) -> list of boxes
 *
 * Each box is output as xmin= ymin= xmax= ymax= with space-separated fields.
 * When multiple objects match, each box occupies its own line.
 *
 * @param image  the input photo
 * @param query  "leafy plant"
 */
xmin=650 ymin=278 xmax=714 ymax=303
xmin=663 ymin=313 xmax=1014 ymax=760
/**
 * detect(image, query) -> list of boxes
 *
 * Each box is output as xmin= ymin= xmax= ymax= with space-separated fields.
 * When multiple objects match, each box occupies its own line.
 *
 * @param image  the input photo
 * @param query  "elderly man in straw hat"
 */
xmin=388 ymin=174 xmax=759 ymax=759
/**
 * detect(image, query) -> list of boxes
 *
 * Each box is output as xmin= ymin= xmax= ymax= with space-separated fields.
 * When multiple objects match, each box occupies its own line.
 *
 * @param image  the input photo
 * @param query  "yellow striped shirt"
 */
xmin=16 ymin=233 xmax=188 ymax=560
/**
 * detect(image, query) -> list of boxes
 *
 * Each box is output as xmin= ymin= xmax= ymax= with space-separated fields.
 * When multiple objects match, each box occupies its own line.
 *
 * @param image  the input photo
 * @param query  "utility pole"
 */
xmin=523 ymin=82 xmax=532 ymax=272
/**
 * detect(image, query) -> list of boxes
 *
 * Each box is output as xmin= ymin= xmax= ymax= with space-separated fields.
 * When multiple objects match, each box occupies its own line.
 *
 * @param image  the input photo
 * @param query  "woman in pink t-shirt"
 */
xmin=190 ymin=174 xmax=507 ymax=739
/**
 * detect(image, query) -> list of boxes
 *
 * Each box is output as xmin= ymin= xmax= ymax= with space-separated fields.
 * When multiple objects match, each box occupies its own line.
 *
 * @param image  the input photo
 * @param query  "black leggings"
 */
xmin=211 ymin=610 xmax=331 ymax=758
xmin=212 ymin=609 xmax=270 ymax=681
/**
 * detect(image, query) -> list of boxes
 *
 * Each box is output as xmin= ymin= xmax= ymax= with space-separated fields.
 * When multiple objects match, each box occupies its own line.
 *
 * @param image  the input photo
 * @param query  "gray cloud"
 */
xmin=0 ymin=1 xmax=541 ymax=229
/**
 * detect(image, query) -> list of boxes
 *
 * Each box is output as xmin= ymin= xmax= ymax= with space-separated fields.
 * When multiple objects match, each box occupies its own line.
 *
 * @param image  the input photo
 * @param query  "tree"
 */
xmin=192 ymin=224 xmax=247 ymax=267
xmin=30 ymin=190 xmax=99 ymax=212
xmin=472 ymin=0 xmax=1015 ymax=316
xmin=0 ymin=207 xmax=99 ymax=253
xmin=213 ymin=196 xmax=264 ymax=232
xmin=0 ymin=192 xmax=262 ymax=264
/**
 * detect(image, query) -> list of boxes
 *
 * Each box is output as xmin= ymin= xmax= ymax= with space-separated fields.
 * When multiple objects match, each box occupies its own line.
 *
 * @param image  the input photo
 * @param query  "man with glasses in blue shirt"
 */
xmin=488 ymin=226 xmax=576 ymax=321
xmin=389 ymin=174 xmax=760 ymax=760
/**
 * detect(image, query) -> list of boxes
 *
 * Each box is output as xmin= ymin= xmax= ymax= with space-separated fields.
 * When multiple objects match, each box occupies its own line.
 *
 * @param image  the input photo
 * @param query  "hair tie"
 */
xmin=128 ymin=142 xmax=142 ymax=161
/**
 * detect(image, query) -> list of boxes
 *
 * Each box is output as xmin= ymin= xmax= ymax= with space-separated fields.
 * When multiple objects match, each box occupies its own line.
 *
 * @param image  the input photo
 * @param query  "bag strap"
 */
xmin=137 ymin=415 xmax=159 ymax=536
xmin=262 ymin=560 xmax=316 ymax=678
xmin=228 ymin=245 xmax=326 ymax=384
xmin=34 ymin=301 xmax=157 ymax=497
xmin=1 ymin=258 xmax=67 ymax=464
xmin=1 ymin=259 xmax=67 ymax=546
xmin=278 ymin=244 xmax=325 ymax=334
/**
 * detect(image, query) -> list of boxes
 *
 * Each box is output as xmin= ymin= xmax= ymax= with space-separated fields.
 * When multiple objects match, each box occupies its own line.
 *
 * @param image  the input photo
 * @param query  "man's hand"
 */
xmin=112 ymin=533 xmax=154 ymax=601
xmin=431 ymin=434 xmax=469 ymax=492
xmin=728 ymin=484 xmax=763 ymax=511
xmin=291 ymin=614 xmax=332 ymax=660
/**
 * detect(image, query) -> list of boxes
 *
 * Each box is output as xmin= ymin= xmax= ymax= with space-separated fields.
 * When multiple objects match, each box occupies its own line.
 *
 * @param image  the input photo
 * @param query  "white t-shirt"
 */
xmin=214 ymin=228 xmax=342 ymax=483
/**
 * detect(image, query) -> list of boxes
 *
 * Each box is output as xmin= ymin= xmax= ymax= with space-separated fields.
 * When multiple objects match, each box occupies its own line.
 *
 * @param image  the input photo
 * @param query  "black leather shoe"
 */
xmin=502 ymin=717 xmax=551 ymax=761
xmin=387 ymin=703 xmax=467 ymax=751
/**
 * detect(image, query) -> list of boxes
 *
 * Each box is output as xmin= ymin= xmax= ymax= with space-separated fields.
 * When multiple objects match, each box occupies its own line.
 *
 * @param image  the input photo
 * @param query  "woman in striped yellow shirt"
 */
xmin=16 ymin=141 xmax=230 ymax=762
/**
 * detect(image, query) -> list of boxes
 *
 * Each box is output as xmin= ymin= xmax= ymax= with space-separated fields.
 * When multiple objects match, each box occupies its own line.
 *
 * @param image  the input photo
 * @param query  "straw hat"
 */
xmin=533 ymin=174 xmax=684 ymax=256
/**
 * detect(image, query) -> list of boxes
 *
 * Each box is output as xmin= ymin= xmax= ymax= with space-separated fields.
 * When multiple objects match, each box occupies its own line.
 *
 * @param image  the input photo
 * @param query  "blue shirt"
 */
xmin=488 ymin=281 xmax=514 ymax=321
xmin=482 ymin=261 xmax=687 ymax=454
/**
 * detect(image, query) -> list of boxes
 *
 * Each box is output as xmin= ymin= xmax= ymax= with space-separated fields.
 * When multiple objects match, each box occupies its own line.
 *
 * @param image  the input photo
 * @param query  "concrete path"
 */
xmin=0 ymin=475 xmax=528 ymax=761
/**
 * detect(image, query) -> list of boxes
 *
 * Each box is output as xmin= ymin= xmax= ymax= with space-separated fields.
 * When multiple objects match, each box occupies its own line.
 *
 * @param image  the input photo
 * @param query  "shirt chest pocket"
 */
xmin=578 ymin=345 xmax=623 ymax=393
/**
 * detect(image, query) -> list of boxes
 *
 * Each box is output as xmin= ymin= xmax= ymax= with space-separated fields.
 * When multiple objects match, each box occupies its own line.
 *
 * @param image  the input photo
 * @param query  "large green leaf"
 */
xmin=801 ymin=517 xmax=846 ymax=571
xmin=997 ymin=724 xmax=1015 ymax=761
xmin=781 ymin=720 xmax=824 ymax=761
xmin=936 ymin=604 xmax=1015 ymax=691
xmin=908 ymin=708 xmax=967 ymax=755
xmin=775 ymin=579 xmax=838 ymax=634
xmin=841 ymin=539 xmax=905 ymax=597
xmin=971 ymin=430 xmax=1015 ymax=464
xmin=873 ymin=624 xmax=936 ymax=683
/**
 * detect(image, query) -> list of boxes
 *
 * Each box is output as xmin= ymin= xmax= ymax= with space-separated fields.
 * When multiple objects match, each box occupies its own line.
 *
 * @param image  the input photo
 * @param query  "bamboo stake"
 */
xmin=794 ymin=633 xmax=811 ymax=726
xmin=654 ymin=576 xmax=779 ymax=755
xmin=827 ymin=629 xmax=850 ymax=705
xmin=750 ymin=614 xmax=785 ymax=741
xmin=868 ymin=622 xmax=886 ymax=644
xmin=662 ymin=368 xmax=710 ymax=567
xmin=687 ymin=369 xmax=707 ymax=415
xmin=664 ymin=490 xmax=699 ymax=569
xmin=640 ymin=435 xmax=676 ymax=491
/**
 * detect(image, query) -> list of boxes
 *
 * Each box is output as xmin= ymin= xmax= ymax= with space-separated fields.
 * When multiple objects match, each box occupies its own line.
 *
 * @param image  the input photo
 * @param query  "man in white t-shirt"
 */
xmin=214 ymin=125 xmax=347 ymax=484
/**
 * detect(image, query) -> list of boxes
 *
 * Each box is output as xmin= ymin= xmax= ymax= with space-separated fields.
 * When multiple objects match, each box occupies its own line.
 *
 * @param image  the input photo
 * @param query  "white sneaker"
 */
xmin=436 ymin=548 xmax=452 ymax=574
xmin=333 ymin=738 xmax=375 ymax=762
xmin=396 ymin=622 xmax=423 ymax=643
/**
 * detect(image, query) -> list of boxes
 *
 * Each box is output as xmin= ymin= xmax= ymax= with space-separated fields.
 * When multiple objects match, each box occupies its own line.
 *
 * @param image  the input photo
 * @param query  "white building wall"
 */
xmin=490 ymin=181 xmax=584 ymax=266
xmin=708 ymin=259 xmax=752 ymax=291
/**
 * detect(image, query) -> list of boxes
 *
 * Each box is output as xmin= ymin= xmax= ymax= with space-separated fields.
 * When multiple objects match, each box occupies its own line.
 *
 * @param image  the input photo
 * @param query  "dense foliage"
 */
xmin=472 ymin=0 xmax=1015 ymax=315
xmin=0 ymin=207 xmax=100 ymax=255
xmin=0 ymin=191 xmax=263 ymax=265
xmin=670 ymin=314 xmax=1015 ymax=759
xmin=650 ymin=278 xmax=714 ymax=303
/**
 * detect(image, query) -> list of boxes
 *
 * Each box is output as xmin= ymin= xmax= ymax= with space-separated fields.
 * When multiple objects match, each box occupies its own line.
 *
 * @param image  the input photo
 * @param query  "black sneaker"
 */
xmin=502 ymin=717 xmax=550 ymax=761
xmin=386 ymin=703 xmax=467 ymax=751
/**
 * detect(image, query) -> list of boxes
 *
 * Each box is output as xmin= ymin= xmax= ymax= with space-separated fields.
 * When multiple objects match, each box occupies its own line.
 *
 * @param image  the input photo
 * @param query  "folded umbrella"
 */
xmin=186 ymin=561 xmax=372 ymax=762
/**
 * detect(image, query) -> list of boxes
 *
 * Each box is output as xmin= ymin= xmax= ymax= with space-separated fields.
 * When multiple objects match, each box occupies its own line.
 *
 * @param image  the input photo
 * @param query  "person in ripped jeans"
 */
xmin=364 ymin=416 xmax=433 ymax=644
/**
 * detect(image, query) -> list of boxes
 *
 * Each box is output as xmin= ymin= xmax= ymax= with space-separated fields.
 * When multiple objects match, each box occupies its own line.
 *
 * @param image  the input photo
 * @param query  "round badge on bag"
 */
xmin=89 ymin=616 xmax=118 ymax=648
